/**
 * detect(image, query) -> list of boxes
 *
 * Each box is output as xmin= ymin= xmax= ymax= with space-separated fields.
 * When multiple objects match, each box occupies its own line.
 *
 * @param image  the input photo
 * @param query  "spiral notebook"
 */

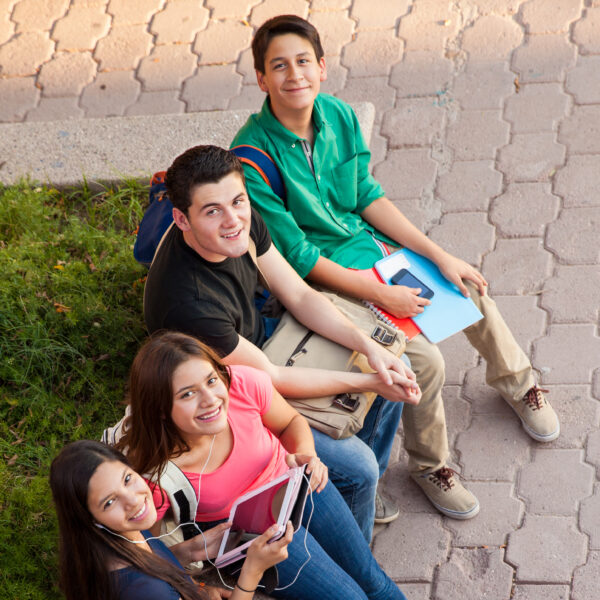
xmin=350 ymin=268 xmax=420 ymax=341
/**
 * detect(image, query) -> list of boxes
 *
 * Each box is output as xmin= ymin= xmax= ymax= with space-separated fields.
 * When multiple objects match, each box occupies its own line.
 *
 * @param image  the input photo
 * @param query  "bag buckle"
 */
xmin=371 ymin=325 xmax=396 ymax=346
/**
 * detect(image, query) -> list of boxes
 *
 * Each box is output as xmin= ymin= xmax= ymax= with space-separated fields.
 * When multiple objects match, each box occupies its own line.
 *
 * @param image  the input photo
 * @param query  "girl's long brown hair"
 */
xmin=117 ymin=331 xmax=231 ymax=482
xmin=50 ymin=440 xmax=207 ymax=600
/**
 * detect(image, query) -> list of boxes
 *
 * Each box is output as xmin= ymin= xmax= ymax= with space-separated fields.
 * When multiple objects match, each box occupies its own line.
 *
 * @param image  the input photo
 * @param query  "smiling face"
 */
xmin=170 ymin=357 xmax=230 ymax=441
xmin=87 ymin=460 xmax=157 ymax=540
xmin=256 ymin=33 xmax=327 ymax=120
xmin=172 ymin=171 xmax=251 ymax=262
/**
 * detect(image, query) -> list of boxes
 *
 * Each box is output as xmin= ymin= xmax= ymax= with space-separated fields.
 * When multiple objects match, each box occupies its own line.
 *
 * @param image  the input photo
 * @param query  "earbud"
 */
xmin=95 ymin=523 xmax=106 ymax=530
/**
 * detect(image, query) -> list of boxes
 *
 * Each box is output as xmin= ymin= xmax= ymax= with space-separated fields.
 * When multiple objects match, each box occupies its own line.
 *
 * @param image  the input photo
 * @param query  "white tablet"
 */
xmin=215 ymin=465 xmax=310 ymax=568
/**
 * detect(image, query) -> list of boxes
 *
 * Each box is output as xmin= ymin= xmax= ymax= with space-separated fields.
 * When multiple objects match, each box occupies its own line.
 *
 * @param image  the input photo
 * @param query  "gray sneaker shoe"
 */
xmin=374 ymin=491 xmax=400 ymax=524
xmin=411 ymin=467 xmax=480 ymax=520
xmin=509 ymin=386 xmax=560 ymax=442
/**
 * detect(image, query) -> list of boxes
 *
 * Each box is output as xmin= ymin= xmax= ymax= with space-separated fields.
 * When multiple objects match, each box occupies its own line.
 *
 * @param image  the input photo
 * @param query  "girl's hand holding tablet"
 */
xmin=285 ymin=453 xmax=328 ymax=492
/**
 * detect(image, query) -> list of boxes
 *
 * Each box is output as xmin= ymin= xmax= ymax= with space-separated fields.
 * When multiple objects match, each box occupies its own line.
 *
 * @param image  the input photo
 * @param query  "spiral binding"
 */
xmin=361 ymin=300 xmax=400 ymax=330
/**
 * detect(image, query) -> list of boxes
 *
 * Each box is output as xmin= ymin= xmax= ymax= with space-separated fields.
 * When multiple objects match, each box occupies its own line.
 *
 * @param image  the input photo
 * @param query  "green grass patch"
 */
xmin=0 ymin=180 xmax=148 ymax=599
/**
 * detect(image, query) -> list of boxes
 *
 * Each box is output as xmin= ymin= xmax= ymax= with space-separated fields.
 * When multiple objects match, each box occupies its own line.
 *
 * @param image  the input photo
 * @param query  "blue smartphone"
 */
xmin=390 ymin=269 xmax=434 ymax=299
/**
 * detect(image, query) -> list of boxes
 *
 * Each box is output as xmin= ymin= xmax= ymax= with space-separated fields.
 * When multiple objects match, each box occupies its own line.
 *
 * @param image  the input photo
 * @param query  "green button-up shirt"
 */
xmin=231 ymin=93 xmax=394 ymax=278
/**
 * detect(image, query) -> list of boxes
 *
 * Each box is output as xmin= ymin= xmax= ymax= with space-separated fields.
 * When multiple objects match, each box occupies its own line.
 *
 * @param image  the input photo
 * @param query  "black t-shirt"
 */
xmin=144 ymin=208 xmax=272 ymax=357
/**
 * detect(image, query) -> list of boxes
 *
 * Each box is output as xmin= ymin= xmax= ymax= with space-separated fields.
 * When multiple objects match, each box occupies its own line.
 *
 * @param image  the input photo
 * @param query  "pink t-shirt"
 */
xmin=151 ymin=365 xmax=289 ymax=522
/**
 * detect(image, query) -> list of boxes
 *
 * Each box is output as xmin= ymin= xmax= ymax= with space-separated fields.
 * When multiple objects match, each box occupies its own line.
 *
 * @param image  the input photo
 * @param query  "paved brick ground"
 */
xmin=1 ymin=1 xmax=598 ymax=598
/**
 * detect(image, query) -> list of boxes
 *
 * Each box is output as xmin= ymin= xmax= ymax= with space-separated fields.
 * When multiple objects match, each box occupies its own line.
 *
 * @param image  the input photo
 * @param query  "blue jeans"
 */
xmin=271 ymin=481 xmax=407 ymax=600
xmin=312 ymin=395 xmax=403 ymax=542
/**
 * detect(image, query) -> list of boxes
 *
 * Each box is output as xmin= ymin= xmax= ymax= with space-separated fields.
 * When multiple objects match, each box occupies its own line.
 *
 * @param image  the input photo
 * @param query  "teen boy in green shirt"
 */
xmin=232 ymin=14 xmax=560 ymax=521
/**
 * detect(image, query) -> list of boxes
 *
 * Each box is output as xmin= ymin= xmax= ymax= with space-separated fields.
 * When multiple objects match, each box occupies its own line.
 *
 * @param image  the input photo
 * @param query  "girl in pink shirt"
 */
xmin=119 ymin=332 xmax=407 ymax=600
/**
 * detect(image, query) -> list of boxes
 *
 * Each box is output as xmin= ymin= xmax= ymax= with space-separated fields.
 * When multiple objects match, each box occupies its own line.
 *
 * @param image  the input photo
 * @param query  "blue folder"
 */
xmin=375 ymin=249 xmax=483 ymax=344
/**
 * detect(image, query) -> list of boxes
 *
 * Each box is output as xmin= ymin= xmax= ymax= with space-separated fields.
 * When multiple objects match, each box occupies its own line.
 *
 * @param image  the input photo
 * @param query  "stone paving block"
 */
xmin=566 ymin=55 xmax=600 ymax=103
xmin=494 ymin=295 xmax=547 ymax=353
xmin=506 ymin=515 xmax=587 ymax=582
xmin=533 ymin=324 xmax=600 ymax=385
xmin=150 ymin=0 xmax=209 ymax=44
xmin=587 ymin=429 xmax=600 ymax=479
xmin=336 ymin=76 xmax=393 ymax=121
xmin=374 ymin=148 xmax=437 ymax=200
xmin=520 ymin=0 xmax=583 ymax=34
xmin=0 ymin=31 xmax=54 ymax=76
xmin=512 ymin=34 xmax=577 ymax=83
xmin=194 ymin=19 xmax=252 ymax=64
xmin=351 ymin=0 xmax=410 ymax=30
xmin=397 ymin=0 xmax=459 ymax=53
xmin=433 ymin=548 xmax=513 ymax=600
xmin=518 ymin=449 xmax=594 ymax=515
xmin=452 ymin=61 xmax=515 ymax=110
xmin=436 ymin=160 xmax=502 ymax=212
xmin=512 ymin=584 xmax=570 ymax=600
xmin=382 ymin=461 xmax=439 ymax=515
xmin=13 ymin=0 xmax=69 ymax=32
xmin=559 ymin=105 xmax=600 ymax=153
xmin=469 ymin=0 xmax=521 ymax=14
xmin=308 ymin=10 xmax=354 ymax=57
xmin=382 ymin=98 xmax=445 ymax=147
xmin=107 ymin=0 xmax=163 ymax=25
xmin=446 ymin=110 xmax=509 ymax=161
xmin=94 ymin=24 xmax=152 ymax=70
xmin=25 ymin=96 xmax=84 ymax=122
xmin=437 ymin=332 xmax=479 ymax=385
xmin=250 ymin=0 xmax=309 ymax=27
xmin=545 ymin=206 xmax=600 ymax=264
xmin=498 ymin=133 xmax=565 ymax=182
xmin=342 ymin=30 xmax=404 ymax=77
xmin=397 ymin=583 xmax=431 ymax=600
xmin=482 ymin=239 xmax=553 ymax=295
xmin=0 ymin=0 xmax=16 ymax=45
xmin=580 ymin=482 xmax=600 ymax=549
xmin=572 ymin=6 xmax=600 ymax=54
xmin=236 ymin=47 xmax=256 ymax=85
xmin=445 ymin=482 xmax=524 ymax=546
xmin=37 ymin=51 xmax=97 ymax=97
xmin=311 ymin=0 xmax=351 ymax=8
xmin=228 ymin=84 xmax=265 ymax=109
xmin=80 ymin=70 xmax=140 ymax=117
xmin=138 ymin=44 xmax=197 ymax=92
xmin=539 ymin=385 xmax=600 ymax=450
xmin=373 ymin=512 xmax=450 ymax=579
xmin=490 ymin=182 xmax=560 ymax=237
xmin=51 ymin=4 xmax=111 ymax=51
xmin=317 ymin=55 xmax=347 ymax=96
xmin=205 ymin=0 xmax=261 ymax=19
xmin=572 ymin=551 xmax=600 ymax=600
xmin=389 ymin=197 xmax=432 ymax=232
xmin=390 ymin=50 xmax=453 ymax=98
xmin=439 ymin=385 xmax=471 ymax=449
xmin=462 ymin=14 xmax=524 ymax=61
xmin=428 ymin=212 xmax=495 ymax=267
xmin=0 ymin=76 xmax=40 ymax=122
xmin=541 ymin=265 xmax=600 ymax=323
xmin=504 ymin=83 xmax=570 ymax=133
xmin=463 ymin=364 xmax=519 ymax=415
xmin=125 ymin=90 xmax=185 ymax=116
xmin=368 ymin=131 xmax=387 ymax=169
xmin=456 ymin=414 xmax=531 ymax=480
xmin=181 ymin=64 xmax=242 ymax=111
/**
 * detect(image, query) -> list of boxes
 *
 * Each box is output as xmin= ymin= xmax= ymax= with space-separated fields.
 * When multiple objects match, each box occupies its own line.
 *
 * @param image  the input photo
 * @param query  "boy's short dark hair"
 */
xmin=165 ymin=145 xmax=245 ymax=215
xmin=252 ymin=14 xmax=324 ymax=73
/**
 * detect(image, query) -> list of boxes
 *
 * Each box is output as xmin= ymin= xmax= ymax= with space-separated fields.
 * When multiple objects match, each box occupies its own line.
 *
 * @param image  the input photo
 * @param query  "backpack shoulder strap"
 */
xmin=247 ymin=237 xmax=270 ymax=290
xmin=231 ymin=144 xmax=286 ymax=205
xmin=147 ymin=461 xmax=199 ymax=539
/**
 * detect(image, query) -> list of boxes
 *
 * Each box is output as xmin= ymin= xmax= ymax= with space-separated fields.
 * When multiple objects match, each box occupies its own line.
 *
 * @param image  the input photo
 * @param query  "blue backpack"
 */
xmin=133 ymin=145 xmax=286 ymax=267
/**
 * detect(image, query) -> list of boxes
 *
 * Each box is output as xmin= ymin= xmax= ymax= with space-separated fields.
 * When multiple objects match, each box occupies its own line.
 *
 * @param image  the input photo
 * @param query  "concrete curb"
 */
xmin=0 ymin=103 xmax=374 ymax=187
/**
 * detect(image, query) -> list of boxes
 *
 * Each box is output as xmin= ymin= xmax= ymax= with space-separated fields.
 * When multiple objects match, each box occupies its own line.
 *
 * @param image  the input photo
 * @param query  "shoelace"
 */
xmin=429 ymin=467 xmax=456 ymax=491
xmin=523 ymin=386 xmax=549 ymax=411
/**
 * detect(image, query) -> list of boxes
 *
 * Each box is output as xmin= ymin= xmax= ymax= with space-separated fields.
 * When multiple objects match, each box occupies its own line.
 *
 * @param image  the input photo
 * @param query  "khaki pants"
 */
xmin=403 ymin=280 xmax=534 ymax=473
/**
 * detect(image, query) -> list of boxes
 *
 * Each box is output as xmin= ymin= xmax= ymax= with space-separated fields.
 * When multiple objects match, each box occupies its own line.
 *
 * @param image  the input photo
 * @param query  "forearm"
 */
xmin=277 ymin=413 xmax=316 ymax=456
xmin=361 ymin=196 xmax=447 ymax=262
